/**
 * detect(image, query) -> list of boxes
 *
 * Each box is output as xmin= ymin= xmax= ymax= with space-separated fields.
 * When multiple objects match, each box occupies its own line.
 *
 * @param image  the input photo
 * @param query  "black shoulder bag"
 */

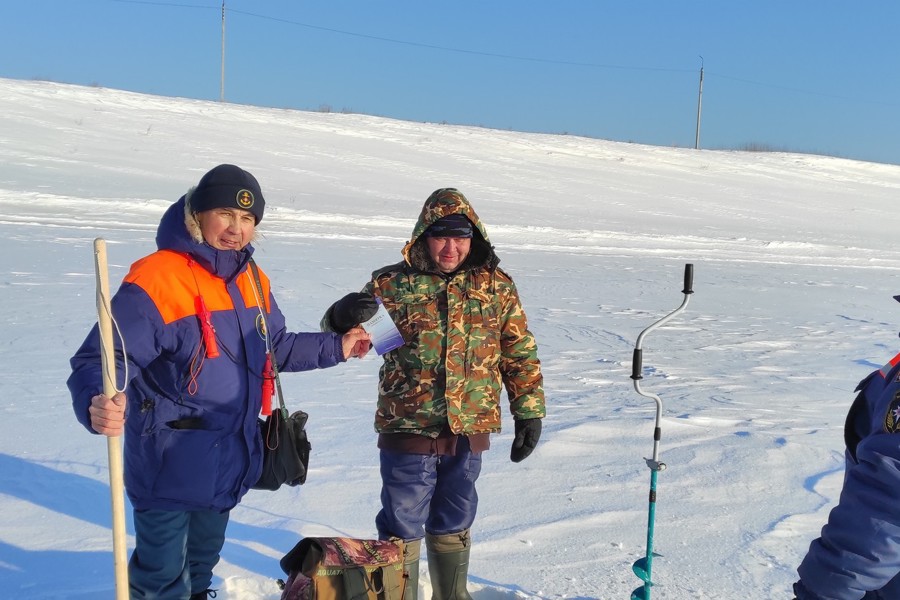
xmin=249 ymin=260 xmax=311 ymax=491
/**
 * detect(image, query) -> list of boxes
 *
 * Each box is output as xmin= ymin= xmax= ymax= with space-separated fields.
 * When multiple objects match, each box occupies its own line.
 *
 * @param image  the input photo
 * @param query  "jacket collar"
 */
xmin=155 ymin=195 xmax=254 ymax=283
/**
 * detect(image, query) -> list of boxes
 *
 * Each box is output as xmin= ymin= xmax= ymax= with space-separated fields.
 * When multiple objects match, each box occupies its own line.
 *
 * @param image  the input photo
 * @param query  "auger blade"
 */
xmin=632 ymin=557 xmax=651 ymax=582
xmin=631 ymin=583 xmax=652 ymax=600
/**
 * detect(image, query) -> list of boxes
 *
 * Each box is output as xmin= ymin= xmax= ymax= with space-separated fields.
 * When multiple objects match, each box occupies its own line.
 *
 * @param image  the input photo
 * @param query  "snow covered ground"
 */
xmin=3 ymin=77 xmax=900 ymax=599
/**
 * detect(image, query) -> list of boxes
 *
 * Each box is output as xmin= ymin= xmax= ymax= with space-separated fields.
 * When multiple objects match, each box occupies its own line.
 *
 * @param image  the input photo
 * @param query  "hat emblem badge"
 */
xmin=236 ymin=189 xmax=254 ymax=209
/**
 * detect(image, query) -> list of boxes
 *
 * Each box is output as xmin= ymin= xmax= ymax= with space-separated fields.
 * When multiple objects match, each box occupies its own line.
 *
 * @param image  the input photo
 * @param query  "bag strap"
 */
xmin=342 ymin=567 xmax=375 ymax=600
xmin=378 ymin=563 xmax=404 ymax=600
xmin=346 ymin=563 xmax=403 ymax=600
xmin=248 ymin=259 xmax=288 ymax=416
xmin=335 ymin=539 xmax=404 ymax=600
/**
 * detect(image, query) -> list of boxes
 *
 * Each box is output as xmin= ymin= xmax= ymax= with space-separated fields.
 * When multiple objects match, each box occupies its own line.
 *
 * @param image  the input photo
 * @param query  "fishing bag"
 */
xmin=248 ymin=259 xmax=311 ymax=492
xmin=278 ymin=537 xmax=405 ymax=600
xmin=253 ymin=407 xmax=311 ymax=491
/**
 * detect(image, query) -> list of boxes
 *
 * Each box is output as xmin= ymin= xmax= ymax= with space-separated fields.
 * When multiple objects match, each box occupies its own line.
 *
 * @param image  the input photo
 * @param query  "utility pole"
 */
xmin=694 ymin=56 xmax=704 ymax=150
xmin=220 ymin=1 xmax=226 ymax=102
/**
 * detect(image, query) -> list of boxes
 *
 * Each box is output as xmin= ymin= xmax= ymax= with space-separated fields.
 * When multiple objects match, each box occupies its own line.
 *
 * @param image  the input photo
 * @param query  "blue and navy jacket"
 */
xmin=796 ymin=354 xmax=900 ymax=599
xmin=68 ymin=197 xmax=345 ymax=512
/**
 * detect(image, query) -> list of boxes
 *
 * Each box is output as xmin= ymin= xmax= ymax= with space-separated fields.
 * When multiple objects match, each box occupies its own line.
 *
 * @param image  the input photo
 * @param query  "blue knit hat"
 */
xmin=190 ymin=164 xmax=265 ymax=224
xmin=425 ymin=214 xmax=473 ymax=238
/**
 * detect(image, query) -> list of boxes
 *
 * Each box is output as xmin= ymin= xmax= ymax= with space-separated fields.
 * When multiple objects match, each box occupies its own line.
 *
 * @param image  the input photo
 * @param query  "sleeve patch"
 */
xmin=884 ymin=390 xmax=900 ymax=433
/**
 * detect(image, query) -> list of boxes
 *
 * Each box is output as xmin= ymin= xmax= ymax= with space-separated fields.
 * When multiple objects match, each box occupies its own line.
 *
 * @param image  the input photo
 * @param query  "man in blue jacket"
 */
xmin=794 ymin=346 xmax=900 ymax=599
xmin=68 ymin=164 xmax=371 ymax=600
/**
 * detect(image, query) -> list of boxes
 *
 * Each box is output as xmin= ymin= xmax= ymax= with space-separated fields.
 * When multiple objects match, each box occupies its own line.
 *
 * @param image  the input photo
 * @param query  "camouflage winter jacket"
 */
xmin=325 ymin=189 xmax=545 ymax=438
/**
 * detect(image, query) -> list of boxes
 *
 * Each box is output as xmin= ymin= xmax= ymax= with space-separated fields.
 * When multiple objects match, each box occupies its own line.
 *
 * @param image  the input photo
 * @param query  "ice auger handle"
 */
xmin=631 ymin=349 xmax=643 ymax=380
xmin=683 ymin=263 xmax=694 ymax=295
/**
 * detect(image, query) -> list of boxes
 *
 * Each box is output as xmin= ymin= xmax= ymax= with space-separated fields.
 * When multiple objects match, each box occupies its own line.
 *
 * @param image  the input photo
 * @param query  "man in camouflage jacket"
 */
xmin=322 ymin=188 xmax=545 ymax=600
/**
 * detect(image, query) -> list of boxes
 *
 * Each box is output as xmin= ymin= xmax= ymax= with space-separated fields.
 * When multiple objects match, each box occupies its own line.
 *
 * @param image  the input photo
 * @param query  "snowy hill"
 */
xmin=3 ymin=77 xmax=900 ymax=599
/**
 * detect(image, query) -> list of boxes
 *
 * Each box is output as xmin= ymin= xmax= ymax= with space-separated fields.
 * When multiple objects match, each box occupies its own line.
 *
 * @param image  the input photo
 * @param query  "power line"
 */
xmin=110 ymin=0 xmax=210 ymax=10
xmin=229 ymin=7 xmax=694 ymax=73
xmin=708 ymin=71 xmax=899 ymax=107
xmin=109 ymin=0 xmax=692 ymax=73
xmin=107 ymin=0 xmax=898 ymax=107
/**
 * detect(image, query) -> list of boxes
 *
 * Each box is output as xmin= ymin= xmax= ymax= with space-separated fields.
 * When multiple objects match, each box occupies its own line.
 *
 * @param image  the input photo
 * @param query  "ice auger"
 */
xmin=629 ymin=263 xmax=694 ymax=600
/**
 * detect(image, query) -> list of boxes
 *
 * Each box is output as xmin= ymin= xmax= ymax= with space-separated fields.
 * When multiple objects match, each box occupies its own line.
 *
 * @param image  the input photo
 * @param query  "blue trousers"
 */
xmin=129 ymin=508 xmax=229 ymax=599
xmin=376 ymin=437 xmax=483 ymax=541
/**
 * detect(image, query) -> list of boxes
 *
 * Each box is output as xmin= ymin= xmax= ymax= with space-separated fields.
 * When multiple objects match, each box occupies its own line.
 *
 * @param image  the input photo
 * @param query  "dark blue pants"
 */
xmin=129 ymin=508 xmax=229 ymax=599
xmin=376 ymin=437 xmax=483 ymax=541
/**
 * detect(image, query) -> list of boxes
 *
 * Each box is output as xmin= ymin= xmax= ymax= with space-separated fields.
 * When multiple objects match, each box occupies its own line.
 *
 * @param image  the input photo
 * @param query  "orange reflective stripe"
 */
xmin=237 ymin=266 xmax=270 ymax=313
xmin=123 ymin=250 xmax=268 ymax=323
xmin=880 ymin=351 xmax=900 ymax=378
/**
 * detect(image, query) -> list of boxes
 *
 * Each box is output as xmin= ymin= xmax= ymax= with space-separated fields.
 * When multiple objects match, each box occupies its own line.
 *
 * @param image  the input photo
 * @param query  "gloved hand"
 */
xmin=510 ymin=418 xmax=542 ymax=463
xmin=330 ymin=292 xmax=379 ymax=333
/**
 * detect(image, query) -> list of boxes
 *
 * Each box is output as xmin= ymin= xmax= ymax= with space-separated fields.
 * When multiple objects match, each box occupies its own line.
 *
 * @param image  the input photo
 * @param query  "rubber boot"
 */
xmin=403 ymin=538 xmax=421 ymax=600
xmin=425 ymin=529 xmax=473 ymax=600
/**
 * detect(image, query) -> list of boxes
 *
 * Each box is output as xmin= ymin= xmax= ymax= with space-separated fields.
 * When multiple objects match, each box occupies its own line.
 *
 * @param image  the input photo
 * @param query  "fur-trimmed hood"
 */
xmin=401 ymin=188 xmax=498 ymax=274
xmin=154 ymin=190 xmax=254 ymax=283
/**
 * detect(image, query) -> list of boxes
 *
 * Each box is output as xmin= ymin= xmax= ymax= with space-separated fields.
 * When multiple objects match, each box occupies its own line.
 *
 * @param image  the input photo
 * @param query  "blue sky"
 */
xmin=5 ymin=1 xmax=900 ymax=165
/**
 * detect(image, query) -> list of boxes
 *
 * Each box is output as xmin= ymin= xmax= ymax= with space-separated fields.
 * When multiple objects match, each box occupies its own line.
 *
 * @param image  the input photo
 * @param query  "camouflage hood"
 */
xmin=402 ymin=188 xmax=498 ymax=273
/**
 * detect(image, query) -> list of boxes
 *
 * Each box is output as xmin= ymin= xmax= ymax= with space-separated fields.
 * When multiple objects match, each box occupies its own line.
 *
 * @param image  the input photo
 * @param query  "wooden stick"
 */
xmin=94 ymin=238 xmax=129 ymax=600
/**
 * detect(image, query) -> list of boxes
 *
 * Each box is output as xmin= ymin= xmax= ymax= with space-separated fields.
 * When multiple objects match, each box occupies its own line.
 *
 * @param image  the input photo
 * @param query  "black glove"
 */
xmin=330 ymin=292 xmax=379 ymax=333
xmin=510 ymin=418 xmax=542 ymax=463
